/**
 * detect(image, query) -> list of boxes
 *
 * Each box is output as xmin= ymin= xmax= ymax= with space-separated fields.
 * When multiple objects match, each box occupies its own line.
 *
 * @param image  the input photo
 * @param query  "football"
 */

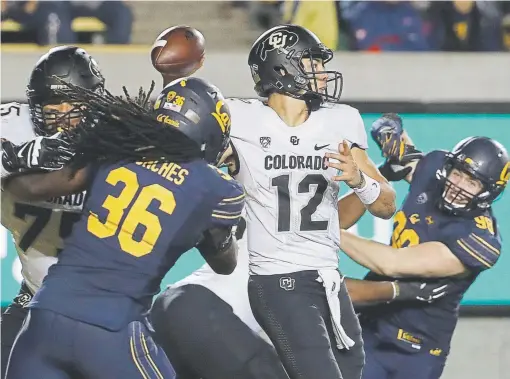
xmin=151 ymin=26 xmax=206 ymax=78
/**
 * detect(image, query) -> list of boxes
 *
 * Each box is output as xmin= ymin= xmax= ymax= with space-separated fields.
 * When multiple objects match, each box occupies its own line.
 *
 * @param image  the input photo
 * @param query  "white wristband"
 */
xmin=390 ymin=281 xmax=398 ymax=301
xmin=353 ymin=173 xmax=381 ymax=205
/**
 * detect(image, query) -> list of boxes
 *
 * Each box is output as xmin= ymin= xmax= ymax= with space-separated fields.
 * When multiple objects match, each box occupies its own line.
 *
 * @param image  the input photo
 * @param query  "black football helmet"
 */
xmin=436 ymin=136 xmax=509 ymax=215
xmin=153 ymin=77 xmax=231 ymax=166
xmin=248 ymin=24 xmax=343 ymax=109
xmin=26 ymin=46 xmax=105 ymax=136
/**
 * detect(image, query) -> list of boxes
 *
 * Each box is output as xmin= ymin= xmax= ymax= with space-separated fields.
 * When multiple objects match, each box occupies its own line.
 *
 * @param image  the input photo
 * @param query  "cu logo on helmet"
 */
xmin=269 ymin=31 xmax=291 ymax=49
xmin=259 ymin=30 xmax=298 ymax=60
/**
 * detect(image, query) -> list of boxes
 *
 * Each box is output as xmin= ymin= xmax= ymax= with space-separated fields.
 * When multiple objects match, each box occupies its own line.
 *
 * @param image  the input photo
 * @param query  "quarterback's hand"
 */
xmin=1 ymin=133 xmax=74 ymax=173
xmin=325 ymin=140 xmax=363 ymax=188
xmin=391 ymin=280 xmax=450 ymax=303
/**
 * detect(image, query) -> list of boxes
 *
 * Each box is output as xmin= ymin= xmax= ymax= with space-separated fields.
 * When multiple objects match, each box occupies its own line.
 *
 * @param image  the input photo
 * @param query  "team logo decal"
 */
xmin=258 ymin=30 xmax=299 ymax=61
xmin=14 ymin=292 xmax=32 ymax=308
xmin=260 ymin=136 xmax=271 ymax=148
xmin=279 ymin=277 xmax=295 ymax=291
xmin=416 ymin=192 xmax=428 ymax=204
xmin=497 ymin=162 xmax=510 ymax=186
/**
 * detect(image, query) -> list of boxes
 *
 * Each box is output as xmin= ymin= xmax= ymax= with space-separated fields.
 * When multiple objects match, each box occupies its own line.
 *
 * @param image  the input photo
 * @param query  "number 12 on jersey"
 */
xmin=271 ymin=174 xmax=329 ymax=232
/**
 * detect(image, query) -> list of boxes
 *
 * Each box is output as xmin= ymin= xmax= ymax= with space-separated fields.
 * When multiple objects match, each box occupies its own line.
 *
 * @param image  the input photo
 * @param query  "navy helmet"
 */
xmin=436 ymin=136 xmax=509 ymax=215
xmin=153 ymin=77 xmax=231 ymax=166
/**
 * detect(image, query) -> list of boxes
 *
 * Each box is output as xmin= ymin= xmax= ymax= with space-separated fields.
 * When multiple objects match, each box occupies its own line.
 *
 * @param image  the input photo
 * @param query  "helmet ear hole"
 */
xmin=273 ymin=65 xmax=287 ymax=77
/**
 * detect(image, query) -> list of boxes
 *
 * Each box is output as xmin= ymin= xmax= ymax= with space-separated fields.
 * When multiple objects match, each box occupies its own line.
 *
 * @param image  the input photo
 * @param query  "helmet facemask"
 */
xmin=211 ymin=135 xmax=231 ymax=167
xmin=436 ymin=160 xmax=493 ymax=215
xmin=28 ymin=84 xmax=102 ymax=136
xmin=41 ymin=100 xmax=84 ymax=134
xmin=289 ymin=45 xmax=343 ymax=104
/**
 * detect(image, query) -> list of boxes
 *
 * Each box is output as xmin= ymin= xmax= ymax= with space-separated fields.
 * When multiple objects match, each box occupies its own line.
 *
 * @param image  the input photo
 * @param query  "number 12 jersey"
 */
xmin=227 ymin=99 xmax=368 ymax=275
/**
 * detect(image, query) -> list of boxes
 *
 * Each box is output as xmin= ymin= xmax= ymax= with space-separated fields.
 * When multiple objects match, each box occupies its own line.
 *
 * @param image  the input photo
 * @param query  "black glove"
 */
xmin=378 ymin=160 xmax=413 ymax=182
xmin=2 ymin=133 xmax=74 ymax=174
xmin=392 ymin=280 xmax=450 ymax=303
xmin=378 ymin=146 xmax=424 ymax=182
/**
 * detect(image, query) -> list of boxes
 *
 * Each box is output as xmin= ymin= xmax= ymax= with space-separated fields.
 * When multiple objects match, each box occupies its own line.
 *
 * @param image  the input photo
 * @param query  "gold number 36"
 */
xmin=87 ymin=167 xmax=176 ymax=257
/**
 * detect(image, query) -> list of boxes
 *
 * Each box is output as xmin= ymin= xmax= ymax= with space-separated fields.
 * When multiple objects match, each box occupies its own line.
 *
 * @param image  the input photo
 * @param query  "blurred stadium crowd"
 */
xmin=2 ymin=0 xmax=510 ymax=52
xmin=242 ymin=0 xmax=510 ymax=51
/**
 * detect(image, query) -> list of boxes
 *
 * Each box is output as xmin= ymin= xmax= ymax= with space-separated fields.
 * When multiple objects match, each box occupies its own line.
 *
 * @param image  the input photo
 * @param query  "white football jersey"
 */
xmin=227 ymin=98 xmax=368 ymax=275
xmin=1 ymin=102 xmax=85 ymax=294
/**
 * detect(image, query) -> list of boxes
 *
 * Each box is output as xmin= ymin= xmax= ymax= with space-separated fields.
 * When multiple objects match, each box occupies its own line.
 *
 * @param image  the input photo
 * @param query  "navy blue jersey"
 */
xmin=362 ymin=150 xmax=502 ymax=351
xmin=30 ymin=160 xmax=245 ymax=331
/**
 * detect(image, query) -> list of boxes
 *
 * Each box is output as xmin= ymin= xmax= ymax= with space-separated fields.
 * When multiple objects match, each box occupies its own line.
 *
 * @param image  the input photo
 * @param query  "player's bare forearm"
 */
xmin=340 ymin=230 xmax=467 ymax=277
xmin=340 ymin=229 xmax=398 ymax=277
xmin=337 ymin=192 xmax=366 ymax=230
xmin=365 ymin=179 xmax=396 ymax=219
xmin=202 ymin=241 xmax=238 ymax=275
xmin=344 ymin=277 xmax=394 ymax=305
xmin=219 ymin=143 xmax=240 ymax=177
xmin=197 ymin=228 xmax=238 ymax=275
xmin=4 ymin=166 xmax=89 ymax=202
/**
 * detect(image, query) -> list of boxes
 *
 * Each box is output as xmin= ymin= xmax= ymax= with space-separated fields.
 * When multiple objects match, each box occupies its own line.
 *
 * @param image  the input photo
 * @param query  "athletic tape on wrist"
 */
xmin=353 ymin=173 xmax=381 ymax=205
xmin=390 ymin=281 xmax=399 ymax=300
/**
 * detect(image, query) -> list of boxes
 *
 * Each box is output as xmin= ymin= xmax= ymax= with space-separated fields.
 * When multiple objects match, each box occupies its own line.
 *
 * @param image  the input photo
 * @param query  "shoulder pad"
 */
xmin=411 ymin=150 xmax=447 ymax=184
xmin=210 ymin=173 xmax=245 ymax=227
xmin=441 ymin=216 xmax=501 ymax=272
xmin=1 ymin=103 xmax=35 ymax=143
xmin=317 ymin=104 xmax=367 ymax=149
xmin=225 ymin=98 xmax=264 ymax=111
xmin=226 ymin=98 xmax=260 ymax=105
xmin=1 ymin=102 xmax=24 ymax=118
xmin=472 ymin=213 xmax=500 ymax=239
xmin=319 ymin=102 xmax=357 ymax=112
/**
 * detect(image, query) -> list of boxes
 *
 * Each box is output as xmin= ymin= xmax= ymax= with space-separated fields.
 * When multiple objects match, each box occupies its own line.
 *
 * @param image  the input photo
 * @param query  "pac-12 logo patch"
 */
xmin=260 ymin=136 xmax=271 ymax=148
xmin=258 ymin=30 xmax=299 ymax=61
xmin=416 ymin=192 xmax=428 ymax=204
xmin=279 ymin=277 xmax=295 ymax=291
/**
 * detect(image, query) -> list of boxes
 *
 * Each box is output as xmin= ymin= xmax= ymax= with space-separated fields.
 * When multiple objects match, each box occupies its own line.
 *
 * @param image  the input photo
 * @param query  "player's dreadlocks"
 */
xmin=120 ymin=82 xmax=155 ymax=110
xmin=55 ymin=80 xmax=201 ymax=169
